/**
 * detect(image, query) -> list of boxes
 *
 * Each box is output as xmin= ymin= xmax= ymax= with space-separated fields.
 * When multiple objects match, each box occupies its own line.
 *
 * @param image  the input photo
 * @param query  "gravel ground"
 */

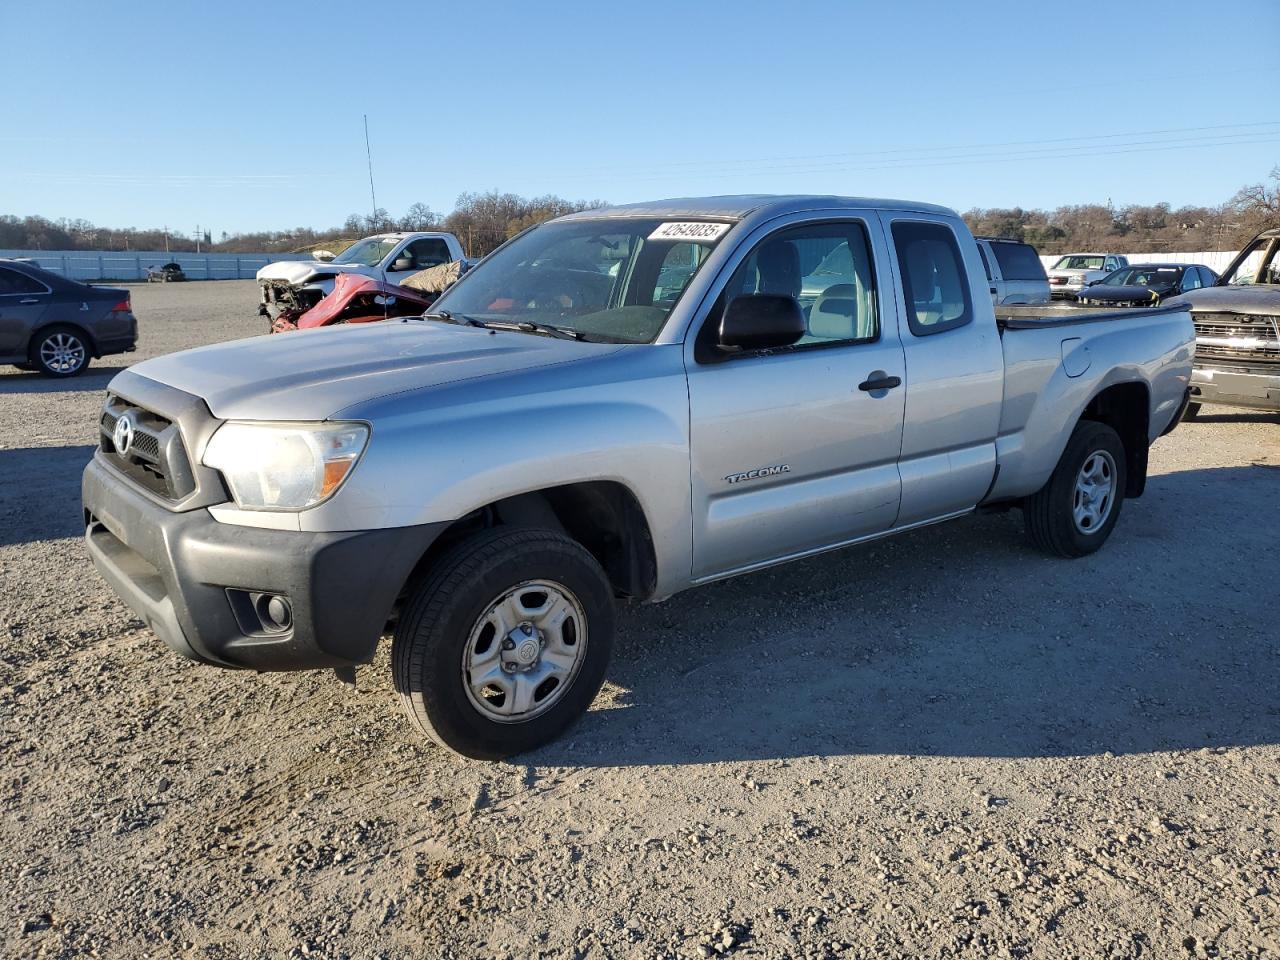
xmin=2 ymin=280 xmax=1278 ymax=959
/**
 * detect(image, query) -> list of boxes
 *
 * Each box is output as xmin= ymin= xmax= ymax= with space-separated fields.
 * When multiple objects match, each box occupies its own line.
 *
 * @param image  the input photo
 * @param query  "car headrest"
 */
xmin=754 ymin=241 xmax=800 ymax=298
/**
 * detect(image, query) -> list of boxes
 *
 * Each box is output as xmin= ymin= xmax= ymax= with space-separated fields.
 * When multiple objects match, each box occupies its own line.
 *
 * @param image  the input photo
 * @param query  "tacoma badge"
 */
xmin=725 ymin=464 xmax=791 ymax=484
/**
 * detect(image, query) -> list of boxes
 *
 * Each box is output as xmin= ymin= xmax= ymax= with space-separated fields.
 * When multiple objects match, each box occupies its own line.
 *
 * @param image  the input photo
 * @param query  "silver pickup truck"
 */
xmin=82 ymin=196 xmax=1194 ymax=759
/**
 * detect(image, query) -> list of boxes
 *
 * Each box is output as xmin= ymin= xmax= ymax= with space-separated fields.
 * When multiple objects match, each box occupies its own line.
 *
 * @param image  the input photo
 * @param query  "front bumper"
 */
xmin=82 ymin=454 xmax=445 ymax=671
xmin=1190 ymin=363 xmax=1280 ymax=413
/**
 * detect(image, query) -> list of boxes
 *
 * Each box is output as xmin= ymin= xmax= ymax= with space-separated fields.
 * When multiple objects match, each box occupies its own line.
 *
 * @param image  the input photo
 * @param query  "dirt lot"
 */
xmin=1 ymin=280 xmax=1278 ymax=959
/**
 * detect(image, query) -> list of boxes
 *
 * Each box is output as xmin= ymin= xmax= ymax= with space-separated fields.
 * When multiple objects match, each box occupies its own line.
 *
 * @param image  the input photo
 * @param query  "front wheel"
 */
xmin=392 ymin=527 xmax=615 ymax=760
xmin=1023 ymin=420 xmax=1127 ymax=558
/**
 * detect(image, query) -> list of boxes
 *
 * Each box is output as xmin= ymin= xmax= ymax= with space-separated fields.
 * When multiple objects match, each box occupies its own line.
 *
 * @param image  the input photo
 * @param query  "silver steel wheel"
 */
xmin=39 ymin=332 xmax=86 ymax=374
xmin=461 ymin=579 xmax=588 ymax=723
xmin=1072 ymin=449 xmax=1116 ymax=534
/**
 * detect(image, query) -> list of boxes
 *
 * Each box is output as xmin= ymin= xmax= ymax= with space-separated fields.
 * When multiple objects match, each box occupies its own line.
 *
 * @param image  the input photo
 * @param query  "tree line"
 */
xmin=2 ymin=168 xmax=1276 ymax=258
xmin=0 ymin=192 xmax=606 ymax=259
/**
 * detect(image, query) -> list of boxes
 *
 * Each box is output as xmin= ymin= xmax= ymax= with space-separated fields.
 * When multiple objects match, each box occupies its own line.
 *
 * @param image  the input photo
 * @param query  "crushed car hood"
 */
xmin=1079 ymin=284 xmax=1171 ymax=302
xmin=255 ymin=260 xmax=374 ymax=285
xmin=122 ymin=320 xmax=621 ymax=420
xmin=1163 ymin=285 xmax=1280 ymax=315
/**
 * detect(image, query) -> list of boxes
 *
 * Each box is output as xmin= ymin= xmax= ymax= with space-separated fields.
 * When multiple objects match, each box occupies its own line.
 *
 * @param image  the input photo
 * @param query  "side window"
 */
xmin=718 ymin=221 xmax=879 ymax=349
xmin=891 ymin=221 xmax=974 ymax=337
xmin=1181 ymin=268 xmax=1201 ymax=291
xmin=977 ymin=244 xmax=994 ymax=282
xmin=0 ymin=267 xmax=46 ymax=295
xmin=402 ymin=238 xmax=452 ymax=269
xmin=1199 ymin=266 xmax=1217 ymax=287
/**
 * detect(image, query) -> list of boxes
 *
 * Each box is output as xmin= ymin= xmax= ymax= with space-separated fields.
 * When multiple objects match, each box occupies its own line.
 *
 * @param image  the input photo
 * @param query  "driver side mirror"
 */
xmin=719 ymin=294 xmax=806 ymax=350
xmin=391 ymin=257 xmax=413 ymax=271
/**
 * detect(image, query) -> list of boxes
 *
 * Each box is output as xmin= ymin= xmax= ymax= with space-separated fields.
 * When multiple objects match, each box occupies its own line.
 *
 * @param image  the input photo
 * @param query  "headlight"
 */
xmin=202 ymin=421 xmax=369 ymax=511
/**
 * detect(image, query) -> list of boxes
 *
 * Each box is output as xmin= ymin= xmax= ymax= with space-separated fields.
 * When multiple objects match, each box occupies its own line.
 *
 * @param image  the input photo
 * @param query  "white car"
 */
xmin=1046 ymin=253 xmax=1128 ymax=299
xmin=256 ymin=231 xmax=466 ymax=318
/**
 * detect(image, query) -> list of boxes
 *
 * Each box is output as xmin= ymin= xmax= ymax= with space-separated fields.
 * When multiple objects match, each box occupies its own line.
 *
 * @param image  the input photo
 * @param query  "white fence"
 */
xmin=0 ymin=249 xmax=312 ymax=282
xmin=1038 ymin=250 xmax=1240 ymax=273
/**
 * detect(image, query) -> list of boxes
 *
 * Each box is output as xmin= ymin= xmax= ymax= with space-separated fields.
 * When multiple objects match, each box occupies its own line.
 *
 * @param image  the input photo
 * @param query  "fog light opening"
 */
xmin=255 ymin=594 xmax=293 ymax=633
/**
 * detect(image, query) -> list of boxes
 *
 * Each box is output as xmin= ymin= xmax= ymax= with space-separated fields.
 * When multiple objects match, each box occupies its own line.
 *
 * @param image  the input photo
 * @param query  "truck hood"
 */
xmin=1162 ymin=285 xmax=1280 ymax=315
xmin=124 ymin=320 xmax=621 ymax=420
xmin=255 ymin=260 xmax=373 ymax=285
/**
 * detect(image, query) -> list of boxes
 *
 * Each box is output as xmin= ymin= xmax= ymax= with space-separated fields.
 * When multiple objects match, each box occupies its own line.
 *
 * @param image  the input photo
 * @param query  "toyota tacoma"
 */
xmin=83 ymin=196 xmax=1194 ymax=759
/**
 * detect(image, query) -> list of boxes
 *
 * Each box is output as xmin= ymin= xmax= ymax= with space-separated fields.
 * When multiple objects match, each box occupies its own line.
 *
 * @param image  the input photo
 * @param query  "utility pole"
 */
xmin=195 ymin=224 xmax=201 ymax=254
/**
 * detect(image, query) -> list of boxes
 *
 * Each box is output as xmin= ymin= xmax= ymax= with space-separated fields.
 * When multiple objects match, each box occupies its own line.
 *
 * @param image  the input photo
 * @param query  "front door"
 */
xmin=686 ymin=218 xmax=906 ymax=580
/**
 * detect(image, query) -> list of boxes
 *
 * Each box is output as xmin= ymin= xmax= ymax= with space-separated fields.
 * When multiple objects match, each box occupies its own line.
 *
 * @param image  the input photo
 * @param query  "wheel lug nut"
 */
xmin=502 ymin=639 xmax=515 ymax=650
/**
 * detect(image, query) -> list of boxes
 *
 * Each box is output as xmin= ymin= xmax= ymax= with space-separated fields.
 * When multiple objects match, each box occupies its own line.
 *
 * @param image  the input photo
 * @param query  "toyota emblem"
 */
xmin=113 ymin=413 xmax=135 ymax=456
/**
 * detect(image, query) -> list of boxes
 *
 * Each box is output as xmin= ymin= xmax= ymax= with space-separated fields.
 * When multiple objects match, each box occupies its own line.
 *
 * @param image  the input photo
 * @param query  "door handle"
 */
xmin=858 ymin=373 xmax=902 ymax=392
xmin=989 ymin=287 xmax=998 ymax=295
xmin=19 ymin=298 xmax=40 ymax=305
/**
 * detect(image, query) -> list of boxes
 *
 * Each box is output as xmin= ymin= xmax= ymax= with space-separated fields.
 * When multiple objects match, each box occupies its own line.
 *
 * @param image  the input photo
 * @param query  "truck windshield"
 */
xmin=429 ymin=218 xmax=728 ymax=343
xmin=1053 ymin=255 xmax=1105 ymax=270
xmin=1222 ymin=234 xmax=1280 ymax=285
xmin=332 ymin=238 xmax=399 ymax=266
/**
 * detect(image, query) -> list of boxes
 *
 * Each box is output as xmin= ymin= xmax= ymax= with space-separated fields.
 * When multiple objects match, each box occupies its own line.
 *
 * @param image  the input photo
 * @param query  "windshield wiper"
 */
xmin=483 ymin=320 xmax=587 ymax=341
xmin=421 ymin=310 xmax=485 ymax=327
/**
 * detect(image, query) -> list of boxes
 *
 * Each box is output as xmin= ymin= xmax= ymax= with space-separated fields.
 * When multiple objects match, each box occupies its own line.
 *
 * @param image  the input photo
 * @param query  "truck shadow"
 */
xmin=534 ymin=462 xmax=1280 ymax=766
xmin=0 ymin=445 xmax=96 ymax=547
xmin=0 ymin=365 xmax=128 ymax=395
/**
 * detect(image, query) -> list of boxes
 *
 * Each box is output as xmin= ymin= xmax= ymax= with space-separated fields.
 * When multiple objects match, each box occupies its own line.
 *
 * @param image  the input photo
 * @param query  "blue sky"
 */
xmin=2 ymin=0 xmax=1277 ymax=236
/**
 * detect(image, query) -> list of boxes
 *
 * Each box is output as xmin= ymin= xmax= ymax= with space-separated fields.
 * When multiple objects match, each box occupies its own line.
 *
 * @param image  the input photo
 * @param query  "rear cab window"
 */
xmin=890 ymin=221 xmax=974 ymax=336
xmin=990 ymin=242 xmax=1047 ymax=281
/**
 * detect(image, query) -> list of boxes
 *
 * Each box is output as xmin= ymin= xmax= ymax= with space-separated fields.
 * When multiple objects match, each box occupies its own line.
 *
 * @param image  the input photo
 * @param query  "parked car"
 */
xmin=1163 ymin=227 xmax=1280 ymax=418
xmin=256 ymin=231 xmax=466 ymax=319
xmin=146 ymin=262 xmax=186 ymax=283
xmin=1077 ymin=263 xmax=1217 ymax=307
xmin=83 ymin=196 xmax=1193 ymax=759
xmin=269 ymin=273 xmax=436 ymax=333
xmin=0 ymin=259 xmax=136 ymax=377
xmin=1046 ymin=253 xmax=1129 ymax=298
xmin=975 ymin=237 xmax=1050 ymax=305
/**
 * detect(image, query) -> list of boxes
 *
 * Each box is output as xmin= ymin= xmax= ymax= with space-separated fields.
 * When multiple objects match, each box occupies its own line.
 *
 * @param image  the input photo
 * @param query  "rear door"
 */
xmin=685 ymin=214 xmax=906 ymax=580
xmin=882 ymin=215 xmax=1004 ymax=526
xmin=0 ymin=266 xmax=52 ymax=358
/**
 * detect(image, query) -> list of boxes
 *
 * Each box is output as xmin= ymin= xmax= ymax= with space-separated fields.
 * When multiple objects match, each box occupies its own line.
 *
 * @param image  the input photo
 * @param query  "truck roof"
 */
xmin=557 ymin=194 xmax=955 ymax=223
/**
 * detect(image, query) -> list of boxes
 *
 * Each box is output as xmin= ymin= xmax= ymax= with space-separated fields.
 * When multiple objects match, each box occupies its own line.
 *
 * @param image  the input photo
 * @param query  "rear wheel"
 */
xmin=1023 ymin=420 xmax=1127 ymax=558
xmin=30 ymin=326 xmax=90 ymax=377
xmin=392 ymin=527 xmax=615 ymax=760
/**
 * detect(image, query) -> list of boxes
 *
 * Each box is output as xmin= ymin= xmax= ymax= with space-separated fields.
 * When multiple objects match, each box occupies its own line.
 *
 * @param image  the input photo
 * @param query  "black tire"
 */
xmin=29 ymin=325 xmax=91 ymax=378
xmin=392 ymin=527 xmax=615 ymax=760
xmin=1023 ymin=420 xmax=1127 ymax=558
xmin=1182 ymin=402 xmax=1202 ymax=421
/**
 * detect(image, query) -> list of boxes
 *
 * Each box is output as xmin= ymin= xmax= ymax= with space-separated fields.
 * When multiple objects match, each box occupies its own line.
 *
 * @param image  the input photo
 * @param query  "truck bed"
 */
xmin=995 ymin=303 xmax=1189 ymax=330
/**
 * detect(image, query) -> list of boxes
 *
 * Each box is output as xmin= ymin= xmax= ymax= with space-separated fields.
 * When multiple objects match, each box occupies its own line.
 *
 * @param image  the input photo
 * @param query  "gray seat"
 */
xmin=809 ymin=283 xmax=858 ymax=340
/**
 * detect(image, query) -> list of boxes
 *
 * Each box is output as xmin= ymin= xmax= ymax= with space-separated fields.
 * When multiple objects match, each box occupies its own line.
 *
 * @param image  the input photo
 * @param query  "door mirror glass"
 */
xmin=719 ymin=294 xmax=806 ymax=350
xmin=391 ymin=257 xmax=413 ymax=271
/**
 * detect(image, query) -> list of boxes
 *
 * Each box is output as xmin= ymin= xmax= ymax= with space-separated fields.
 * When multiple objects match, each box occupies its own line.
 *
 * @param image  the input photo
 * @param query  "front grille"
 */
xmin=1192 ymin=313 xmax=1280 ymax=364
xmin=99 ymin=396 xmax=197 ymax=500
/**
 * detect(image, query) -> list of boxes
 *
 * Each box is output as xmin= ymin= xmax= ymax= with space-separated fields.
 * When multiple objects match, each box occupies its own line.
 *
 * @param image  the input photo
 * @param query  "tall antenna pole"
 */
xmin=363 ymin=114 xmax=378 ymax=226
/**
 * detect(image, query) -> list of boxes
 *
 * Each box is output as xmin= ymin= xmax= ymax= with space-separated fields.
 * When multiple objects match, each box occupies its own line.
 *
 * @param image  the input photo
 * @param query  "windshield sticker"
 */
xmin=648 ymin=221 xmax=731 ymax=243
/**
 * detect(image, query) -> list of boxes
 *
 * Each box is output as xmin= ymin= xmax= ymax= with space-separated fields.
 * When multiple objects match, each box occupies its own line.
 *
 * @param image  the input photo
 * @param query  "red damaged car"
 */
xmin=269 ymin=273 xmax=435 ymax=334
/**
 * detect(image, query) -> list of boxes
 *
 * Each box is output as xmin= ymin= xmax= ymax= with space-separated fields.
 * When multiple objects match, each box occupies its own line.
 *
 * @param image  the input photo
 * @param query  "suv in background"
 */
xmin=1164 ymin=227 xmax=1280 ymax=417
xmin=1047 ymin=253 xmax=1129 ymax=298
xmin=975 ymin=237 xmax=1050 ymax=305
